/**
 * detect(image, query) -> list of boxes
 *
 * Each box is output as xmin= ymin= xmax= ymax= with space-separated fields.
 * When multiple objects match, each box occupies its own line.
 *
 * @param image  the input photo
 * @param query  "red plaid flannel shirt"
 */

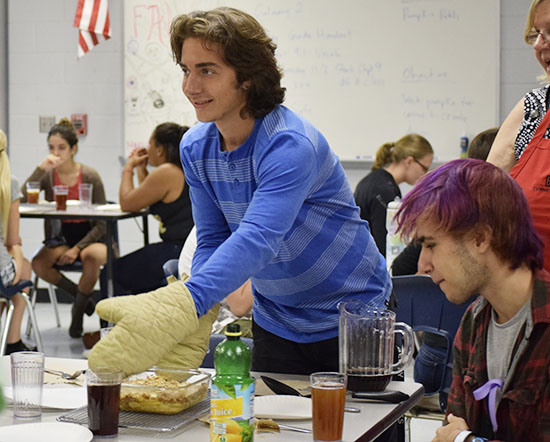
xmin=447 ymin=271 xmax=550 ymax=441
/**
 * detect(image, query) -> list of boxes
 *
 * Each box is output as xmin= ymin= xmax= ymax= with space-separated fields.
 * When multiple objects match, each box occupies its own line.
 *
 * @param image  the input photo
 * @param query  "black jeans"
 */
xmin=251 ymin=321 xmax=339 ymax=375
xmin=99 ymin=241 xmax=182 ymax=299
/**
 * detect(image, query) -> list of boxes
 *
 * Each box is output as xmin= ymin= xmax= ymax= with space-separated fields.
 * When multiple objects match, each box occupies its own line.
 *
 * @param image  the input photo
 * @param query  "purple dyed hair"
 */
xmin=395 ymin=158 xmax=544 ymax=271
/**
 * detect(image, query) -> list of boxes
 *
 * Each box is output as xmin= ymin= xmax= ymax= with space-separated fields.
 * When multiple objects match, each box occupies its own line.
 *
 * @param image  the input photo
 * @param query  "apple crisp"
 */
xmin=120 ymin=375 xmax=208 ymax=414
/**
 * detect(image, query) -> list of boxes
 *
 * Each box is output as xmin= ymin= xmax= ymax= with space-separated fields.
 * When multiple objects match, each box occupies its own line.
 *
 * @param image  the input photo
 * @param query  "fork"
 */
xmin=44 ymin=368 xmax=83 ymax=380
xmin=278 ymin=424 xmax=312 ymax=433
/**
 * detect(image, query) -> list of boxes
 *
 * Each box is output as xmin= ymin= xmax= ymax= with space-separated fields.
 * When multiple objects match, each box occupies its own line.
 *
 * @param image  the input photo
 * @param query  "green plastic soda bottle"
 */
xmin=210 ymin=323 xmax=254 ymax=442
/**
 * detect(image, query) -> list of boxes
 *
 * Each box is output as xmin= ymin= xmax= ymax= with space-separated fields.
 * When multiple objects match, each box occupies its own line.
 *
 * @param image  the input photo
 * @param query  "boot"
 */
xmin=69 ymin=292 xmax=92 ymax=338
xmin=57 ymin=275 xmax=78 ymax=298
xmin=58 ymin=276 xmax=94 ymax=314
xmin=84 ymin=295 xmax=96 ymax=316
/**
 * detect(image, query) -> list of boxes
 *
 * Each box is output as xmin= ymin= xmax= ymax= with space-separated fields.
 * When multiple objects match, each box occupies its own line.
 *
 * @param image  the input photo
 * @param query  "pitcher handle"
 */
xmin=391 ymin=322 xmax=414 ymax=374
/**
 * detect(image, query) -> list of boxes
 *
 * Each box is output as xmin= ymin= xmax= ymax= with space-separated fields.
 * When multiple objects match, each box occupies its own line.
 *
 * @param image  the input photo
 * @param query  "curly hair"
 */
xmin=170 ymin=7 xmax=286 ymax=119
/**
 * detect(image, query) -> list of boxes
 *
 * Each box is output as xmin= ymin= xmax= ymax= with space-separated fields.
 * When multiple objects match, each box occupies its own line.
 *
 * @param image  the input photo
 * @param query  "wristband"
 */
xmin=454 ymin=430 xmax=472 ymax=442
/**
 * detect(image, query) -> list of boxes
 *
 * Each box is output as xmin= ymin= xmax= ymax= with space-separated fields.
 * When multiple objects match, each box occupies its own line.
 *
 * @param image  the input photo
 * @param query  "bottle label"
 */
xmin=210 ymin=381 xmax=254 ymax=442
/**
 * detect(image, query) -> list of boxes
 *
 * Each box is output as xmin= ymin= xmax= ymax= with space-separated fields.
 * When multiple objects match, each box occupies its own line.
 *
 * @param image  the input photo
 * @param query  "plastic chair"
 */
xmin=200 ymin=333 xmax=254 ymax=369
xmin=162 ymin=259 xmax=180 ymax=281
xmin=392 ymin=275 xmax=475 ymax=439
xmin=0 ymin=277 xmax=43 ymax=356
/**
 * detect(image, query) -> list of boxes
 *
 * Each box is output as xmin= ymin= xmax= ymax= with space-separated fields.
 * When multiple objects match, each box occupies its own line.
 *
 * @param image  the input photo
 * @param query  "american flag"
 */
xmin=73 ymin=0 xmax=111 ymax=58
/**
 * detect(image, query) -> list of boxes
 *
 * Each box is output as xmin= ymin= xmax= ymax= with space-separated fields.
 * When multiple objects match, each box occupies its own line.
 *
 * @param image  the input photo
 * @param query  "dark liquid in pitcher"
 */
xmin=87 ymin=383 xmax=121 ymax=436
xmin=347 ymin=374 xmax=392 ymax=392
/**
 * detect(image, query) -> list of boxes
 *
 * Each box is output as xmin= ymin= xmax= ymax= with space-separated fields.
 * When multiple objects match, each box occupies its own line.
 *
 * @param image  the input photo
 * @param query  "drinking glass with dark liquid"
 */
xmin=86 ymin=368 xmax=122 ymax=438
xmin=311 ymin=372 xmax=347 ymax=442
xmin=53 ymin=184 xmax=68 ymax=210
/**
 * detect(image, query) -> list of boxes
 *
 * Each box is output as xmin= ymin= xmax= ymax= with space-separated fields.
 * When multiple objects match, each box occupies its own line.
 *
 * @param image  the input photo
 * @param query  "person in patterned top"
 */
xmin=488 ymin=0 xmax=550 ymax=273
xmin=395 ymin=159 xmax=550 ymax=442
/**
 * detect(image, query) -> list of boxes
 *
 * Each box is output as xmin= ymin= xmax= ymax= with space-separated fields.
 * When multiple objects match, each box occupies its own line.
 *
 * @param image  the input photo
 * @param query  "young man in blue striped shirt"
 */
xmin=89 ymin=7 xmax=391 ymax=377
xmin=169 ymin=7 xmax=390 ymax=374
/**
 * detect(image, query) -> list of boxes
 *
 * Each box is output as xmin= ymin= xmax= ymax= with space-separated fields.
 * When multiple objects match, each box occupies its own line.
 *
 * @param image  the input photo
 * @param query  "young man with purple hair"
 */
xmin=395 ymin=158 xmax=550 ymax=442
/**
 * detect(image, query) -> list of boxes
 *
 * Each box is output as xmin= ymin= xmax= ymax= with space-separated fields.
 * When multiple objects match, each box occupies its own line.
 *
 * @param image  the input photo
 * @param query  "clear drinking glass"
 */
xmin=311 ymin=372 xmax=347 ymax=442
xmin=100 ymin=326 xmax=113 ymax=339
xmin=78 ymin=183 xmax=93 ymax=206
xmin=10 ymin=351 xmax=45 ymax=418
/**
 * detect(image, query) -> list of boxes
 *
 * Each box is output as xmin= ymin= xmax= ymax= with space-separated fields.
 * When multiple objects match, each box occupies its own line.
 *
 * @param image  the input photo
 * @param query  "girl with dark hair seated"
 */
xmin=99 ymin=122 xmax=194 ymax=299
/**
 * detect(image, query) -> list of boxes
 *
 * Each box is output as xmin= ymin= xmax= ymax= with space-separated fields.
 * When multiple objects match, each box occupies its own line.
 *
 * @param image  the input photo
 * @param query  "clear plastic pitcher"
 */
xmin=338 ymin=300 xmax=413 ymax=391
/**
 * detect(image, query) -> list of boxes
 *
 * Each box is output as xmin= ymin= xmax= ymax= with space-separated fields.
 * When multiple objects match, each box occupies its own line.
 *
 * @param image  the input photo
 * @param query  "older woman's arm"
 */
xmin=487 ymin=97 xmax=524 ymax=172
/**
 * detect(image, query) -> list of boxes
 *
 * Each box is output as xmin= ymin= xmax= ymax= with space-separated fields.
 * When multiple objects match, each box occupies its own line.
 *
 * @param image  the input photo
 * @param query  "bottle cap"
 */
xmin=225 ymin=323 xmax=242 ymax=337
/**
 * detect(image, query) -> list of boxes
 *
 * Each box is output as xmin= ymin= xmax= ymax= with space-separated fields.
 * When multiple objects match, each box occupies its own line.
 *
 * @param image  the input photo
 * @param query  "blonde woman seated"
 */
xmin=22 ymin=119 xmax=107 ymax=338
xmin=0 ymin=130 xmax=34 ymax=353
xmin=354 ymin=134 xmax=433 ymax=257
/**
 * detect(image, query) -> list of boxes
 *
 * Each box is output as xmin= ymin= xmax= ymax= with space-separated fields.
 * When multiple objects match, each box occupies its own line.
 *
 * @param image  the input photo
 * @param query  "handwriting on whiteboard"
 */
xmin=124 ymin=0 xmax=499 ymax=162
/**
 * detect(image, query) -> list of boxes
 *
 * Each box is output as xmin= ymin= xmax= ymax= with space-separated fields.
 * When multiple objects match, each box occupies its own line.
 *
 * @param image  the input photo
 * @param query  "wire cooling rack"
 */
xmin=57 ymin=398 xmax=210 ymax=432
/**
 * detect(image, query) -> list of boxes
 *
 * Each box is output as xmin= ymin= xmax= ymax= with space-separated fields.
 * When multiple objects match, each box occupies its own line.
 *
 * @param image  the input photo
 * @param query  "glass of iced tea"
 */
xmin=53 ymin=184 xmax=68 ymax=210
xmin=310 ymin=372 xmax=347 ymax=442
xmin=26 ymin=181 xmax=40 ymax=204
xmin=86 ymin=368 xmax=122 ymax=438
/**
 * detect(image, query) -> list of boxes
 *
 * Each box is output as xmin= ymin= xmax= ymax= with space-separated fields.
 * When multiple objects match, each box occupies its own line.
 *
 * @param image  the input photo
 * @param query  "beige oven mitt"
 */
xmin=88 ymin=280 xmax=219 ymax=377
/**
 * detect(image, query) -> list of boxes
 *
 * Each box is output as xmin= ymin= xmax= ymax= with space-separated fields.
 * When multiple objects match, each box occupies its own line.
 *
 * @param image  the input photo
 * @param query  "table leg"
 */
xmin=142 ymin=214 xmax=149 ymax=245
xmin=106 ymin=221 xmax=115 ymax=299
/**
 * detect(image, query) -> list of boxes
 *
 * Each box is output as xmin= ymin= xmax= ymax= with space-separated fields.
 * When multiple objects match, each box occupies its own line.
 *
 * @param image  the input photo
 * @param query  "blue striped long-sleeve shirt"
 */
xmin=181 ymin=105 xmax=391 ymax=342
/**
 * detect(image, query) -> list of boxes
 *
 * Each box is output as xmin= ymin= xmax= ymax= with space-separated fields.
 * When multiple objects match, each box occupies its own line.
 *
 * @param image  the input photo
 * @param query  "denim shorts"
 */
xmin=0 ymin=259 xmax=16 ymax=287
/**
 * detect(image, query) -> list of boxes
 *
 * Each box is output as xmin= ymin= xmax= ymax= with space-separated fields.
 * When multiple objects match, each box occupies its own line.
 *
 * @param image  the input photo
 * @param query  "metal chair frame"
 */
xmin=26 ymin=261 xmax=83 ymax=335
xmin=0 ymin=277 xmax=43 ymax=356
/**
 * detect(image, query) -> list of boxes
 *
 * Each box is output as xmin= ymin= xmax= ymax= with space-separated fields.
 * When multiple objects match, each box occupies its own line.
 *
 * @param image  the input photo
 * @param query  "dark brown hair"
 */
xmin=152 ymin=122 xmax=189 ymax=168
xmin=170 ymin=7 xmax=285 ymax=119
xmin=467 ymin=127 xmax=499 ymax=161
xmin=48 ymin=118 xmax=78 ymax=148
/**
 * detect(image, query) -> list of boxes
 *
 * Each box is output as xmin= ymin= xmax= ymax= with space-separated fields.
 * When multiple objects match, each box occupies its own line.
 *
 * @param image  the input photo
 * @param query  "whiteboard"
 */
xmin=124 ymin=0 xmax=500 ymax=162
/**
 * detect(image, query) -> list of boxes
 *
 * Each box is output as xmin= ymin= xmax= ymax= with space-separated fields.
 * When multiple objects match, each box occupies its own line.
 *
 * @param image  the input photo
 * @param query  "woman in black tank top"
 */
xmin=99 ymin=123 xmax=193 ymax=299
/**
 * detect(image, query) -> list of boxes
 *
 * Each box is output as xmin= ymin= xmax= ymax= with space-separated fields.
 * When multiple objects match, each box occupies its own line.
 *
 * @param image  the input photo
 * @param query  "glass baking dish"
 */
xmin=120 ymin=368 xmax=210 ymax=414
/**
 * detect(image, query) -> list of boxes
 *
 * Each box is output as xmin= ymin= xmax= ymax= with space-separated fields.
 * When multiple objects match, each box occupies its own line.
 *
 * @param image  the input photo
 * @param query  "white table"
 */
xmin=0 ymin=357 xmax=424 ymax=441
xmin=20 ymin=203 xmax=149 ymax=298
